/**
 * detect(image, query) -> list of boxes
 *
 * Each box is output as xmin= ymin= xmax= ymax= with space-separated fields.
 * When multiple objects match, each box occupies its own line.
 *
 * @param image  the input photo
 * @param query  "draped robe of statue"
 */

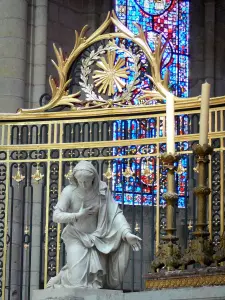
xmin=51 ymin=161 xmax=131 ymax=289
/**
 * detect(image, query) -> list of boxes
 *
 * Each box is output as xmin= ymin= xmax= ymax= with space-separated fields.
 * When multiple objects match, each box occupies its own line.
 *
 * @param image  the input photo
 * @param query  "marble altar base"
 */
xmin=32 ymin=288 xmax=123 ymax=300
xmin=33 ymin=286 xmax=225 ymax=300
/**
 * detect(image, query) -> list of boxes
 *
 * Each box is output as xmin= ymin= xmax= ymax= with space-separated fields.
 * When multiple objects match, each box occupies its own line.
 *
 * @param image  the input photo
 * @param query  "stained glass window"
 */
xmin=113 ymin=0 xmax=190 ymax=207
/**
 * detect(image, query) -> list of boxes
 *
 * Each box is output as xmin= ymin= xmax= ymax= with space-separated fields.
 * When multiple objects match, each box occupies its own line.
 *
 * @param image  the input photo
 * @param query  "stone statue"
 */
xmin=47 ymin=160 xmax=141 ymax=289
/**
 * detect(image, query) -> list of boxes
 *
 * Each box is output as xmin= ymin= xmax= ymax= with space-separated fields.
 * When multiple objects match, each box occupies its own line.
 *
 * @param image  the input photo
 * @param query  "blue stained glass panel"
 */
xmin=113 ymin=0 xmax=190 ymax=207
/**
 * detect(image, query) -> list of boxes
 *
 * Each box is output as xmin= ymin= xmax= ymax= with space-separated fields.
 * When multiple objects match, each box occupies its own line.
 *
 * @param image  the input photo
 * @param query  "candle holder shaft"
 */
xmin=151 ymin=153 xmax=181 ymax=272
xmin=181 ymin=144 xmax=213 ymax=267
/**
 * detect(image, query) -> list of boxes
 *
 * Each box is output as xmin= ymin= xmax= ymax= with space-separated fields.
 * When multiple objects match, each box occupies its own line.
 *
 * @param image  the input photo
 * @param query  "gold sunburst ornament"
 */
xmin=93 ymin=51 xmax=129 ymax=96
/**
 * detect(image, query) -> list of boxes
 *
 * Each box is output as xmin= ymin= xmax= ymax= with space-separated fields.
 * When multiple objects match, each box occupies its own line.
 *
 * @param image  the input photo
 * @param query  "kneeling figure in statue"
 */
xmin=47 ymin=161 xmax=141 ymax=289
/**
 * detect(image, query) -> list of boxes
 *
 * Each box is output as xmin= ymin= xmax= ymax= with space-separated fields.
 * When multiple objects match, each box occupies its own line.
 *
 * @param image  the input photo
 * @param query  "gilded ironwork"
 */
xmin=0 ymin=160 xmax=9 ymax=299
xmin=210 ymin=139 xmax=223 ymax=250
xmin=45 ymin=160 xmax=60 ymax=285
xmin=0 ymin=104 xmax=225 ymax=296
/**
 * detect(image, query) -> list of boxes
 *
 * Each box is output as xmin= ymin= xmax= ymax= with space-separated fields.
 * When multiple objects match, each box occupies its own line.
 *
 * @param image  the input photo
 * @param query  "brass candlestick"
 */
xmin=182 ymin=144 xmax=213 ymax=267
xmin=151 ymin=153 xmax=181 ymax=272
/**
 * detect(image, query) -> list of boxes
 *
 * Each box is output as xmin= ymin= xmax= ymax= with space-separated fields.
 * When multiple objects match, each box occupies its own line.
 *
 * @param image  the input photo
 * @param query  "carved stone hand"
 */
xmin=76 ymin=202 xmax=97 ymax=219
xmin=125 ymin=232 xmax=142 ymax=251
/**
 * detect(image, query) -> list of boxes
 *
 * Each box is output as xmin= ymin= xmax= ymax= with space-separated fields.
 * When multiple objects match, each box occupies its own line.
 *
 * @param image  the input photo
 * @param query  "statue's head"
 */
xmin=70 ymin=161 xmax=99 ymax=192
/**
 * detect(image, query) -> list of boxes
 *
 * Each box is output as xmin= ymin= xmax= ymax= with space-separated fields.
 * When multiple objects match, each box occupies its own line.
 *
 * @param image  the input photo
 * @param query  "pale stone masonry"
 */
xmin=0 ymin=0 xmax=28 ymax=113
xmin=32 ymin=286 xmax=225 ymax=300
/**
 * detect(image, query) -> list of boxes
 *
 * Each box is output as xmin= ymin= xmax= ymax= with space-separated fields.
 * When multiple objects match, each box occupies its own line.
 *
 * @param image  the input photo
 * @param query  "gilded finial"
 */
xmin=103 ymin=161 xmax=115 ymax=182
xmin=65 ymin=163 xmax=73 ymax=182
xmin=12 ymin=164 xmax=25 ymax=186
xmin=176 ymin=161 xmax=186 ymax=175
xmin=31 ymin=163 xmax=44 ymax=184
xmin=123 ymin=165 xmax=134 ymax=178
xmin=187 ymin=220 xmax=193 ymax=231
xmin=143 ymin=159 xmax=153 ymax=178
xmin=135 ymin=222 xmax=140 ymax=233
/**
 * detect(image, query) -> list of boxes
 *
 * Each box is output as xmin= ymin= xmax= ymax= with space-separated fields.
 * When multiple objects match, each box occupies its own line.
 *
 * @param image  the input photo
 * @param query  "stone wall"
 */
xmin=46 ymin=0 xmax=112 ymax=94
xmin=189 ymin=0 xmax=225 ymax=97
xmin=215 ymin=0 xmax=225 ymax=96
xmin=0 ymin=0 xmax=28 ymax=113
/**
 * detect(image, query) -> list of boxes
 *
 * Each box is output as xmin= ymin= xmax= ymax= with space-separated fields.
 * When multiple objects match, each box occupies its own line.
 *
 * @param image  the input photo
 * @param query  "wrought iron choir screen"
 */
xmin=0 ymin=11 xmax=224 ymax=300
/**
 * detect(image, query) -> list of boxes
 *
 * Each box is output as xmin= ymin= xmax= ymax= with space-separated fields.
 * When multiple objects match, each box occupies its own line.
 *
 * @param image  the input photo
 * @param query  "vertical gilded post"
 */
xmin=151 ymin=153 xmax=181 ymax=272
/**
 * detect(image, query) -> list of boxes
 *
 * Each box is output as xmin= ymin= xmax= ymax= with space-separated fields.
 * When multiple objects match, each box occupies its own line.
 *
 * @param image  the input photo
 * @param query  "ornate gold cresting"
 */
xmin=16 ymin=11 xmax=201 ymax=114
xmin=181 ymin=144 xmax=214 ymax=267
xmin=151 ymin=153 xmax=181 ymax=272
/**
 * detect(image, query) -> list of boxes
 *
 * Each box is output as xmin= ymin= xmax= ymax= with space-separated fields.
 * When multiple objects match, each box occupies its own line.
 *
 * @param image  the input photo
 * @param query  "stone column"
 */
xmin=28 ymin=0 xmax=48 ymax=294
xmin=25 ymin=0 xmax=48 ymax=109
xmin=31 ymin=0 xmax=48 ymax=108
xmin=0 ymin=0 xmax=28 ymax=113
xmin=204 ymin=0 xmax=216 ymax=96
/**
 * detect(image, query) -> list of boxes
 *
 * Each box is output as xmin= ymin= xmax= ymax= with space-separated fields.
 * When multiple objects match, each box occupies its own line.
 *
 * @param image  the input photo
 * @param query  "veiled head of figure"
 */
xmin=74 ymin=169 xmax=95 ymax=190
xmin=70 ymin=161 xmax=99 ymax=192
